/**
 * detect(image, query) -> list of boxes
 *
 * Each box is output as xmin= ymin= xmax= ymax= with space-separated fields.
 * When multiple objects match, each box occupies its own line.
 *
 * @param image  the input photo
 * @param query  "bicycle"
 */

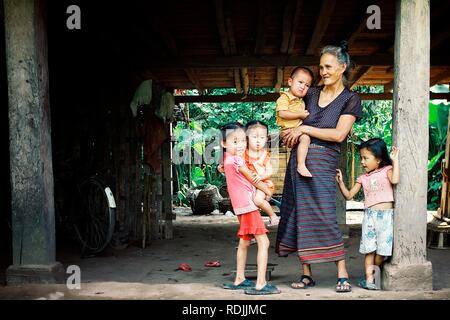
xmin=55 ymin=172 xmax=117 ymax=257
xmin=72 ymin=174 xmax=116 ymax=256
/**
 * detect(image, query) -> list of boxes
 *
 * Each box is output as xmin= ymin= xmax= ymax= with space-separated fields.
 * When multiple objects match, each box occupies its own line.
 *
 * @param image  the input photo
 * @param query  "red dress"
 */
xmin=223 ymin=152 xmax=268 ymax=240
xmin=244 ymin=149 xmax=275 ymax=194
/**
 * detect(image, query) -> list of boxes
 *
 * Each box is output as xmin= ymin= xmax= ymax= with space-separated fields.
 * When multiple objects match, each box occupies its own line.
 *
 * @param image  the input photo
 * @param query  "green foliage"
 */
xmin=427 ymin=101 xmax=450 ymax=209
xmin=348 ymin=86 xmax=393 ymax=201
xmin=173 ymin=86 xmax=449 ymax=209
xmin=188 ymin=88 xmax=278 ymax=132
xmin=173 ymin=88 xmax=277 ymax=206
xmin=351 ymin=86 xmax=450 ymax=209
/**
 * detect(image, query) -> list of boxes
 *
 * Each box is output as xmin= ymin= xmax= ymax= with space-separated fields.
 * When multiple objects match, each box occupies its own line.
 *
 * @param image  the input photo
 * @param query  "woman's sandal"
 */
xmin=336 ymin=278 xmax=352 ymax=293
xmin=291 ymin=275 xmax=316 ymax=289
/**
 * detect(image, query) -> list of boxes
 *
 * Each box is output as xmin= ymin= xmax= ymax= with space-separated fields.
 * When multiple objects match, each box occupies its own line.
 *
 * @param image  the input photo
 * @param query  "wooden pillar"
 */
xmin=4 ymin=0 xmax=64 ymax=284
xmin=382 ymin=0 xmax=432 ymax=291
xmin=162 ymin=123 xmax=173 ymax=239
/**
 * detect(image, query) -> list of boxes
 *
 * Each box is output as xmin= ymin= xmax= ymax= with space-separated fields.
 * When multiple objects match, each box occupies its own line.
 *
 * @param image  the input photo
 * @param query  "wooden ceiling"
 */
xmin=48 ymin=0 xmax=450 ymax=93
xmin=122 ymin=0 xmax=450 ymax=92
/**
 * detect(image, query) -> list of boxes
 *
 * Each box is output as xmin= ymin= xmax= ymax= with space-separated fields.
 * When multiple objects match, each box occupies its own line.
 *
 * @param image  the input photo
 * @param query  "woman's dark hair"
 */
xmin=320 ymin=40 xmax=355 ymax=86
xmin=358 ymin=138 xmax=392 ymax=168
xmin=220 ymin=122 xmax=245 ymax=141
xmin=245 ymin=120 xmax=268 ymax=132
xmin=290 ymin=66 xmax=315 ymax=83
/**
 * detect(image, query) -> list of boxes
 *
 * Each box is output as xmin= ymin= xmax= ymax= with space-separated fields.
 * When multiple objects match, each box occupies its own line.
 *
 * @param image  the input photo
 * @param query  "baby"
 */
xmin=244 ymin=120 xmax=279 ymax=227
xmin=276 ymin=67 xmax=314 ymax=177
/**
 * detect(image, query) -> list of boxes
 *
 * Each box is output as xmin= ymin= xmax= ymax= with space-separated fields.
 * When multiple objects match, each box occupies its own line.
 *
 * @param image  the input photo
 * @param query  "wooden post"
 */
xmin=437 ymin=110 xmax=450 ymax=220
xmin=162 ymin=123 xmax=173 ymax=239
xmin=382 ymin=0 xmax=433 ymax=291
xmin=4 ymin=0 xmax=64 ymax=284
xmin=351 ymin=142 xmax=355 ymax=185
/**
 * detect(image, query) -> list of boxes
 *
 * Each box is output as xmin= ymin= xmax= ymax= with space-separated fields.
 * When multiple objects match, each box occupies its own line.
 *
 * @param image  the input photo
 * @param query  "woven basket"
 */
xmin=218 ymin=198 xmax=233 ymax=213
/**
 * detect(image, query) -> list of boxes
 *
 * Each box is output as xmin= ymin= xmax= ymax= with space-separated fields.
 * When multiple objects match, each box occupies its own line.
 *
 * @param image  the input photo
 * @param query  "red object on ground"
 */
xmin=204 ymin=260 xmax=221 ymax=267
xmin=178 ymin=263 xmax=192 ymax=272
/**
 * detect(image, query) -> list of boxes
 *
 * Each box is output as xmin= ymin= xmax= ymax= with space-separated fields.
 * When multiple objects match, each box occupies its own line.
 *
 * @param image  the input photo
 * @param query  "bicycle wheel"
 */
xmin=73 ymin=176 xmax=116 ymax=255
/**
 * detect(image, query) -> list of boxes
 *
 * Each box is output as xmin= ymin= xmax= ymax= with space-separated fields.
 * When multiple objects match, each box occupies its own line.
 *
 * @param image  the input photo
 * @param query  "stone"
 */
xmin=6 ymin=263 xmax=65 ymax=285
xmin=381 ymin=261 xmax=433 ymax=291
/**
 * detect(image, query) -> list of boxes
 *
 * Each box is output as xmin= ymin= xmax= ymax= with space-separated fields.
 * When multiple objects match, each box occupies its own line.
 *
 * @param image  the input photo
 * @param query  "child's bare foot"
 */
xmin=268 ymin=215 xmax=280 ymax=227
xmin=297 ymin=165 xmax=312 ymax=177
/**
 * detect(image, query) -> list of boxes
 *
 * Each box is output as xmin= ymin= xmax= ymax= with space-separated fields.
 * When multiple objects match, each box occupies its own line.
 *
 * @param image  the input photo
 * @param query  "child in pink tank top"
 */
xmin=220 ymin=122 xmax=280 ymax=295
xmin=336 ymin=138 xmax=399 ymax=290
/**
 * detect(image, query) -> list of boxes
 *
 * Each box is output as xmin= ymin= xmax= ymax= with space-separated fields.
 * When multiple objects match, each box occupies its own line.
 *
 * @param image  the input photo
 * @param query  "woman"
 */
xmin=276 ymin=41 xmax=363 ymax=293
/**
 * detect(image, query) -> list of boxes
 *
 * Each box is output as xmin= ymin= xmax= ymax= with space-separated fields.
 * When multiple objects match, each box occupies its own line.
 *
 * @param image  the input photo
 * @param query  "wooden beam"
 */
xmin=143 ymin=54 xmax=449 ymax=69
xmin=151 ymin=15 xmax=204 ymax=92
xmin=431 ymin=70 xmax=450 ymax=87
xmin=276 ymin=1 xmax=303 ymax=90
xmin=174 ymin=92 xmax=450 ymax=103
xmin=254 ymin=0 xmax=269 ymax=55
xmin=184 ymin=69 xmax=205 ymax=94
xmin=347 ymin=18 xmax=367 ymax=49
xmin=225 ymin=14 xmax=237 ymax=54
xmin=233 ymin=68 xmax=242 ymax=93
xmin=306 ymin=0 xmax=336 ymax=55
xmin=432 ymin=1 xmax=450 ymax=19
xmin=214 ymin=0 xmax=230 ymax=55
xmin=431 ymin=27 xmax=450 ymax=50
xmin=384 ymin=81 xmax=394 ymax=93
xmin=347 ymin=0 xmax=382 ymax=48
xmin=274 ymin=68 xmax=284 ymax=92
xmin=281 ymin=0 xmax=303 ymax=53
xmin=214 ymin=0 xmax=246 ymax=95
xmin=387 ymin=70 xmax=450 ymax=91
xmin=287 ymin=1 xmax=303 ymax=53
xmin=152 ymin=16 xmax=178 ymax=56
xmin=349 ymin=66 xmax=373 ymax=90
xmin=241 ymin=67 xmax=249 ymax=95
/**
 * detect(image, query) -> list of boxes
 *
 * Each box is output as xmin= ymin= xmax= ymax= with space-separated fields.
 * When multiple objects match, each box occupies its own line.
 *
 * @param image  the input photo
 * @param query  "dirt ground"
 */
xmin=0 ymin=207 xmax=450 ymax=300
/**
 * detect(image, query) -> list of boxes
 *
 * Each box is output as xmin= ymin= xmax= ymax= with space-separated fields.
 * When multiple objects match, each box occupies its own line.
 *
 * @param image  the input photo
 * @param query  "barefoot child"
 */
xmin=244 ymin=120 xmax=279 ymax=227
xmin=220 ymin=122 xmax=281 ymax=295
xmin=276 ymin=67 xmax=314 ymax=177
xmin=336 ymin=138 xmax=399 ymax=290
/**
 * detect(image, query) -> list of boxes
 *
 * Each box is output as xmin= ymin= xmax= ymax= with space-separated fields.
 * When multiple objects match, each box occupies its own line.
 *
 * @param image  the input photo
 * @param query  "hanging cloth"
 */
xmin=130 ymin=79 xmax=153 ymax=117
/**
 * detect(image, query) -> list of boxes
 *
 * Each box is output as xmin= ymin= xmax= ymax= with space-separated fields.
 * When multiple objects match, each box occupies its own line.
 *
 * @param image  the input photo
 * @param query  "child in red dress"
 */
xmin=244 ymin=120 xmax=279 ymax=227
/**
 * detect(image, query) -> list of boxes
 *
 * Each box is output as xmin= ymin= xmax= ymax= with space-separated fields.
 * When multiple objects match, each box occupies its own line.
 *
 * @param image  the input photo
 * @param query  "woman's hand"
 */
xmin=282 ymin=126 xmax=303 ymax=148
xmin=335 ymin=169 xmax=344 ymax=184
xmin=217 ymin=164 xmax=224 ymax=173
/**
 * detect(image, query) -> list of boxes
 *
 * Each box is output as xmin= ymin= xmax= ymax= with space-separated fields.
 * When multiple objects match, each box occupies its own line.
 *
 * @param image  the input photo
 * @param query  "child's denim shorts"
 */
xmin=359 ymin=208 xmax=394 ymax=256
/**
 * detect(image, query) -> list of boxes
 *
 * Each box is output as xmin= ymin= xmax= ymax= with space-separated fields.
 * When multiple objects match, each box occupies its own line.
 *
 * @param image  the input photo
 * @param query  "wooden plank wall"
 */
xmin=270 ymin=146 xmax=289 ymax=195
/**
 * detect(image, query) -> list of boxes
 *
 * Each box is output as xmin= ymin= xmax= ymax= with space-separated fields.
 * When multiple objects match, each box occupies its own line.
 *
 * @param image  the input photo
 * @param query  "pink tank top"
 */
xmin=223 ymin=152 xmax=258 ymax=215
xmin=357 ymin=165 xmax=394 ymax=208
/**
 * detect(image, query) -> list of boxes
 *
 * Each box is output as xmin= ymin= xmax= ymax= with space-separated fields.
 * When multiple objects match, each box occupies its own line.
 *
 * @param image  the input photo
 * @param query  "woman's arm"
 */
xmin=387 ymin=146 xmax=400 ymax=184
xmin=300 ymin=115 xmax=356 ymax=143
xmin=336 ymin=169 xmax=362 ymax=200
xmin=283 ymin=114 xmax=356 ymax=147
xmin=238 ymin=165 xmax=272 ymax=196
